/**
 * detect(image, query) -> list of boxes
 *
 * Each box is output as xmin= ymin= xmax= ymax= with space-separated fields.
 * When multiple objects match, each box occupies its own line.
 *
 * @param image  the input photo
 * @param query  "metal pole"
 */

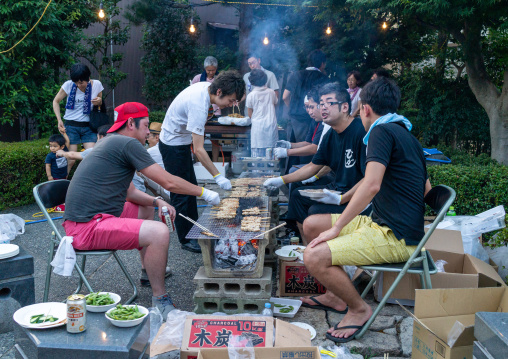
xmin=109 ymin=17 xmax=114 ymax=109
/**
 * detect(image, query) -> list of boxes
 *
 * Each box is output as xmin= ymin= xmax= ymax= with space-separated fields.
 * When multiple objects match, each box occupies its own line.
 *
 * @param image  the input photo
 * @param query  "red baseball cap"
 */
xmin=107 ymin=102 xmax=150 ymax=133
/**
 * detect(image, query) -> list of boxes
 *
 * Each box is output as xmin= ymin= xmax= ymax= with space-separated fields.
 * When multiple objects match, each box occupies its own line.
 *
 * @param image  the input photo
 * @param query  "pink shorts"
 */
xmin=62 ymin=202 xmax=144 ymax=251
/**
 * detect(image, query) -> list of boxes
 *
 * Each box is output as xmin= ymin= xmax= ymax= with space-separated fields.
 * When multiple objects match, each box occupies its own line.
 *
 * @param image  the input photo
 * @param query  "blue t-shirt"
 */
xmin=312 ymin=117 xmax=367 ymax=193
xmin=45 ymin=152 xmax=68 ymax=179
xmin=304 ymin=122 xmax=324 ymax=145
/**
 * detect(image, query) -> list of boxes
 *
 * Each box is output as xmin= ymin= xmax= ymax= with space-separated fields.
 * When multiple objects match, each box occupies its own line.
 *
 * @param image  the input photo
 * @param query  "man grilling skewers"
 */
xmin=160 ymin=70 xmax=245 ymax=253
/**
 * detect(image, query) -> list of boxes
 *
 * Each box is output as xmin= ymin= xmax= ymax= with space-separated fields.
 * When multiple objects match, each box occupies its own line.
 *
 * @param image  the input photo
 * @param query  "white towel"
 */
xmin=50 ymin=236 xmax=76 ymax=276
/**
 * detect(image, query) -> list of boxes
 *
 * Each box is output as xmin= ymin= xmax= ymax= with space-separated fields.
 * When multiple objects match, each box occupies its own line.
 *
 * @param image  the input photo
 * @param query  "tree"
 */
xmin=75 ymin=0 xmax=130 ymax=101
xmin=354 ymin=0 xmax=508 ymax=164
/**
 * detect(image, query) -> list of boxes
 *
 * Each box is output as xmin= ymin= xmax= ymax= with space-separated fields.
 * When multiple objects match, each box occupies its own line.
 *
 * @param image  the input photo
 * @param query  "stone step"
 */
xmin=193 ymin=266 xmax=272 ymax=299
xmin=474 ymin=312 xmax=508 ymax=359
xmin=193 ymin=295 xmax=270 ymax=315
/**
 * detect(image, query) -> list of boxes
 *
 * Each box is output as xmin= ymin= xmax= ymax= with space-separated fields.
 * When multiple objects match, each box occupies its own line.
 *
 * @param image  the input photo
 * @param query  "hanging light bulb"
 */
xmin=382 ymin=22 xmax=387 ymax=29
xmin=99 ymin=2 xmax=105 ymax=19
xmin=263 ymin=33 xmax=269 ymax=45
xmin=189 ymin=17 xmax=196 ymax=33
xmin=326 ymin=23 xmax=332 ymax=35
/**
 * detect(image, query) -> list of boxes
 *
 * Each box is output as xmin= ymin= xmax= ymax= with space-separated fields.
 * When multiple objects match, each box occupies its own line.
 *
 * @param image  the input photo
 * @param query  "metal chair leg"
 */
xmin=422 ymin=250 xmax=432 ymax=289
xmin=73 ymin=257 xmax=94 ymax=294
xmin=75 ymin=255 xmax=87 ymax=294
xmin=43 ymin=238 xmax=56 ymax=302
xmin=360 ymin=270 xmax=380 ymax=299
xmin=113 ymin=252 xmax=138 ymax=304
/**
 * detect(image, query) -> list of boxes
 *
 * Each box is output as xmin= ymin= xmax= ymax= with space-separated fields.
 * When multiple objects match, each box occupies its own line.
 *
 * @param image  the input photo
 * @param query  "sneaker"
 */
xmin=152 ymin=293 xmax=176 ymax=321
xmin=181 ymin=239 xmax=202 ymax=253
xmin=140 ymin=267 xmax=172 ymax=287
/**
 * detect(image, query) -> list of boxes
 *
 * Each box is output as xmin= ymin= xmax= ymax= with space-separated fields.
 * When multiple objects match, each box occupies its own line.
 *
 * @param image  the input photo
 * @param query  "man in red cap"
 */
xmin=159 ymin=70 xmax=245 ymax=253
xmin=62 ymin=102 xmax=221 ymax=319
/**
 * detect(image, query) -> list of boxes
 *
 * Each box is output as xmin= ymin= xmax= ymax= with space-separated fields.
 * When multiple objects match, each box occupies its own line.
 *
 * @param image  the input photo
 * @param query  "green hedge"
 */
xmin=427 ymin=164 xmax=508 ymax=215
xmin=0 ymin=139 xmax=49 ymax=211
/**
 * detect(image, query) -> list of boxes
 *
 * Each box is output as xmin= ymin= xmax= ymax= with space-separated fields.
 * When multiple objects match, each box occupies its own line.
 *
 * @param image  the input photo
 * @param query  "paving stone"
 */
xmin=325 ymin=330 xmax=402 ymax=357
xmin=383 ymin=327 xmax=397 ymax=335
xmin=399 ymin=317 xmax=414 ymax=357
xmin=326 ymin=311 xmax=347 ymax=328
xmin=290 ymin=306 xmax=328 ymax=347
xmin=366 ymin=298 xmax=412 ymax=317
xmin=371 ymin=357 xmax=408 ymax=359
xmin=393 ymin=315 xmax=404 ymax=323
xmin=0 ymin=331 xmax=14 ymax=357
xmin=368 ymin=315 xmax=396 ymax=331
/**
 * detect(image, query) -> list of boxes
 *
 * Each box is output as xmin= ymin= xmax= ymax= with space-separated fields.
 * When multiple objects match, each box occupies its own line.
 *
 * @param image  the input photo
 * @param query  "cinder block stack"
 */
xmin=193 ymin=266 xmax=272 ymax=314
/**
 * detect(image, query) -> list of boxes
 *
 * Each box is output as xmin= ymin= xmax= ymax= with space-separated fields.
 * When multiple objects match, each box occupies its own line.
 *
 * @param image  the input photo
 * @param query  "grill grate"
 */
xmin=186 ymin=196 xmax=270 ymax=240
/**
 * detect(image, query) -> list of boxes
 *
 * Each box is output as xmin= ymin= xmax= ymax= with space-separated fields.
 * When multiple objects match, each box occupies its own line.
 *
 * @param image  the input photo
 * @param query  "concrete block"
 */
xmin=474 ymin=312 xmax=508 ymax=359
xmin=264 ymin=244 xmax=277 ymax=261
xmin=193 ymin=266 xmax=272 ymax=299
xmin=473 ymin=341 xmax=495 ymax=359
xmin=193 ymin=296 xmax=270 ymax=315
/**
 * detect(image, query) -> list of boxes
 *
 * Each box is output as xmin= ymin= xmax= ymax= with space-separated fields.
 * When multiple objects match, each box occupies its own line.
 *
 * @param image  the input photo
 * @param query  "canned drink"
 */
xmin=164 ymin=214 xmax=175 ymax=233
xmin=266 ymin=148 xmax=273 ymax=160
xmin=67 ymin=294 xmax=86 ymax=333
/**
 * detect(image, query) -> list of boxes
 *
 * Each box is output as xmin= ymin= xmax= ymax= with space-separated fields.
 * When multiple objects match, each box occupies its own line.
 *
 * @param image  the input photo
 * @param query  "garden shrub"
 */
xmin=0 ymin=139 xmax=49 ymax=210
xmin=148 ymin=111 xmax=166 ymax=124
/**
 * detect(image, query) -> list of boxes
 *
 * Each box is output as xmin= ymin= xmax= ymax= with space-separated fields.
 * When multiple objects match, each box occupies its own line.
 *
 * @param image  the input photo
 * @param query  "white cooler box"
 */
xmin=193 ymin=162 xmax=229 ymax=181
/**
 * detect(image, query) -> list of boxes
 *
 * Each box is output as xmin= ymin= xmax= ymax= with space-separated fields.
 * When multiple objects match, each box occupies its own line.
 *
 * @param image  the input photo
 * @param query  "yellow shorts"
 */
xmin=327 ymin=214 xmax=417 ymax=266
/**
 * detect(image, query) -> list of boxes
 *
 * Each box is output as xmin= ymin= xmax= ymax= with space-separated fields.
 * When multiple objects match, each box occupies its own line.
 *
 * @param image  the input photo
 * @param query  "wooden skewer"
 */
xmin=250 ymin=222 xmax=287 ymax=239
xmin=178 ymin=213 xmax=220 ymax=238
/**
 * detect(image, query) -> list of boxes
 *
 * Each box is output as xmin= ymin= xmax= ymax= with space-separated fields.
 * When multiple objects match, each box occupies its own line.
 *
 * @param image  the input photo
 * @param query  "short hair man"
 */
xmin=243 ymin=53 xmax=279 ymax=98
xmin=371 ymin=68 xmax=390 ymax=81
xmin=62 ymin=102 xmax=221 ymax=318
xmin=160 ymin=70 xmax=245 ymax=253
xmin=302 ymin=78 xmax=431 ymax=343
xmin=265 ymin=83 xmax=368 ymax=243
xmin=282 ymin=49 xmax=329 ymax=169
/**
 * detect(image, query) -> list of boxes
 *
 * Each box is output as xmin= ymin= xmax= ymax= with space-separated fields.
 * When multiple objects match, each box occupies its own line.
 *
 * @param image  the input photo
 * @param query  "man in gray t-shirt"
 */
xmin=62 ymin=102 xmax=221 ymax=319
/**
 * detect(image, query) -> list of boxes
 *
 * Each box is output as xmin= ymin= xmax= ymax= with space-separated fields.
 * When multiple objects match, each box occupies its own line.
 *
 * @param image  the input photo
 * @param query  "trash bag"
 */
xmin=0 ymin=214 xmax=25 ymax=244
xmin=485 ymin=244 xmax=508 ymax=282
xmin=227 ymin=334 xmax=255 ymax=359
xmin=50 ymin=236 xmax=76 ymax=276
xmin=435 ymin=260 xmax=448 ymax=273
xmin=319 ymin=345 xmax=357 ymax=358
xmin=153 ymin=310 xmax=195 ymax=347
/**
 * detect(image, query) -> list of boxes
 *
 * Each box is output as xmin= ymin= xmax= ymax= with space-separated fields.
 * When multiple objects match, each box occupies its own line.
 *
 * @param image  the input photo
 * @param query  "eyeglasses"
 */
xmin=319 ymin=101 xmax=343 ymax=109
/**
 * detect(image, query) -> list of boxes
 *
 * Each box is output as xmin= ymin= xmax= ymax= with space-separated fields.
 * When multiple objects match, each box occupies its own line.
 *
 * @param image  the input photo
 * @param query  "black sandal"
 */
xmin=325 ymin=324 xmax=366 ymax=343
xmin=300 ymin=296 xmax=348 ymax=314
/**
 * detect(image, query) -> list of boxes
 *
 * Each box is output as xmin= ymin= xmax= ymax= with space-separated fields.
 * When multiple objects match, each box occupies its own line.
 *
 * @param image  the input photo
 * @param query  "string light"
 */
xmin=263 ymin=33 xmax=269 ymax=45
xmin=382 ymin=22 xmax=387 ymax=29
xmin=99 ymin=2 xmax=105 ymax=19
xmin=189 ymin=17 xmax=196 ymax=33
xmin=326 ymin=22 xmax=331 ymax=35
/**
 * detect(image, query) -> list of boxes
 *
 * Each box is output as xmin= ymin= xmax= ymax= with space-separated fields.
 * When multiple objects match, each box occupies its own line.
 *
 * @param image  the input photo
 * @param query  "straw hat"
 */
xmin=149 ymin=122 xmax=162 ymax=134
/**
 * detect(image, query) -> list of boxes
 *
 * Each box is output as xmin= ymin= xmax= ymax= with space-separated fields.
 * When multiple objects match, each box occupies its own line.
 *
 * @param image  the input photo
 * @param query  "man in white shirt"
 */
xmin=243 ymin=53 xmax=279 ymax=98
xmin=159 ymin=70 xmax=245 ymax=253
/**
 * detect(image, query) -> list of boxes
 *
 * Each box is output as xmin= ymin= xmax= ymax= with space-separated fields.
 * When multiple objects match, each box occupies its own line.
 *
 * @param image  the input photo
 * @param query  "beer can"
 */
xmin=67 ymin=294 xmax=86 ymax=333
xmin=265 ymin=148 xmax=273 ymax=160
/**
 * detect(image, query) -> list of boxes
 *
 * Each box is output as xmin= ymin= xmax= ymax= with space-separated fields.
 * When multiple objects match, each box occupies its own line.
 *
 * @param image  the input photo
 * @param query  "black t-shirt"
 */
xmin=366 ymin=122 xmax=427 ymax=245
xmin=312 ymin=117 xmax=367 ymax=193
xmin=304 ymin=122 xmax=324 ymax=145
xmin=285 ymin=69 xmax=328 ymax=121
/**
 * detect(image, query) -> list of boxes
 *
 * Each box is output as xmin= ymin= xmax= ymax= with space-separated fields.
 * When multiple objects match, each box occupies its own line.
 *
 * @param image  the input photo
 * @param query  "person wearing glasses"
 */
xmin=264 ymin=83 xmax=368 ymax=243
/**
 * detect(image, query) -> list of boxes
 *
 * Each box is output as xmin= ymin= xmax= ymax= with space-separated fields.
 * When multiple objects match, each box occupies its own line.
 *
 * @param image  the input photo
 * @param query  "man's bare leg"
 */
xmin=297 ymin=222 xmax=308 ymax=245
xmin=138 ymin=220 xmax=169 ymax=296
xmin=303 ymin=214 xmax=372 ymax=339
xmin=137 ymin=205 xmax=156 ymax=270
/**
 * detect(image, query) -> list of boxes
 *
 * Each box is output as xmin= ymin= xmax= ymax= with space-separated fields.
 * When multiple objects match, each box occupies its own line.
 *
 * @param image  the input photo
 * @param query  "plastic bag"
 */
xmin=447 ymin=320 xmax=465 ymax=347
xmin=227 ymin=334 xmax=255 ymax=359
xmin=0 ymin=214 xmax=25 ymax=244
xmin=149 ymin=307 xmax=163 ymax=343
xmin=319 ymin=345 xmax=356 ymax=358
xmin=485 ymin=244 xmax=508 ymax=281
xmin=218 ymin=116 xmax=252 ymax=126
xmin=153 ymin=310 xmax=195 ymax=347
xmin=50 ymin=236 xmax=76 ymax=276
xmin=435 ymin=260 xmax=448 ymax=273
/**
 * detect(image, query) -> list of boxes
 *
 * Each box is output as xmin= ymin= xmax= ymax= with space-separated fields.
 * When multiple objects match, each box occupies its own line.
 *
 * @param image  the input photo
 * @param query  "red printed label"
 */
xmin=188 ymin=319 xmax=267 ymax=348
xmin=284 ymin=265 xmax=326 ymax=294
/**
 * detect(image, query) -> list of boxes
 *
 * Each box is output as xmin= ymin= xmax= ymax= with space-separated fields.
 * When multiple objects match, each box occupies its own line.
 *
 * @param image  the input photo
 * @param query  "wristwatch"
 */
xmin=152 ymin=196 xmax=163 ymax=207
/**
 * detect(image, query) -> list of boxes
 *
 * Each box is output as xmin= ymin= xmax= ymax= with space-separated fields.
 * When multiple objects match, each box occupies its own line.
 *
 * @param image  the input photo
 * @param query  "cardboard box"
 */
xmin=279 ymin=261 xmax=326 ymax=297
xmin=375 ymin=229 xmax=505 ymax=306
xmin=150 ymin=315 xmax=311 ymax=358
xmin=198 ymin=347 xmax=320 ymax=359
xmin=411 ymin=287 xmax=508 ymax=359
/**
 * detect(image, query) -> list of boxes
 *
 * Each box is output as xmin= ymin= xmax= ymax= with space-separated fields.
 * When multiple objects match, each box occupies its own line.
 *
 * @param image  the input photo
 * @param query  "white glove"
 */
xmin=214 ymin=173 xmax=232 ymax=190
xmin=200 ymin=188 xmax=220 ymax=206
xmin=302 ymin=175 xmax=319 ymax=184
xmin=274 ymin=147 xmax=288 ymax=159
xmin=315 ymin=189 xmax=342 ymax=205
xmin=263 ymin=176 xmax=285 ymax=189
xmin=275 ymin=140 xmax=291 ymax=149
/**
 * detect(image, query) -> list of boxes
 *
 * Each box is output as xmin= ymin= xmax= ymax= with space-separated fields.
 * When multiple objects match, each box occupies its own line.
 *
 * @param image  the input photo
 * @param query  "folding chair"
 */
xmin=33 ymin=180 xmax=138 ymax=304
xmin=356 ymin=185 xmax=456 ymax=338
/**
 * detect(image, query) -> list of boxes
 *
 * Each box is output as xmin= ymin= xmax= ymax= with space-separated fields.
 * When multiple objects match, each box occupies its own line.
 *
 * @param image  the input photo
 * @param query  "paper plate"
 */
xmin=280 ymin=245 xmax=305 ymax=260
xmin=291 ymin=322 xmax=316 ymax=340
xmin=0 ymin=244 xmax=19 ymax=260
xmin=13 ymin=302 xmax=67 ymax=329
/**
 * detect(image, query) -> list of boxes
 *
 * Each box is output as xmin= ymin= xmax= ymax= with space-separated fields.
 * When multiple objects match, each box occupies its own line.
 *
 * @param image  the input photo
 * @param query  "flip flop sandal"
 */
xmin=325 ymin=324 xmax=366 ymax=343
xmin=301 ymin=296 xmax=348 ymax=314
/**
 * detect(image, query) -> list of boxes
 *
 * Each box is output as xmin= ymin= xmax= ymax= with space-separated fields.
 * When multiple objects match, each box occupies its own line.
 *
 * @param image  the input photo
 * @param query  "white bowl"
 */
xmin=86 ymin=292 xmax=121 ymax=312
xmin=105 ymin=305 xmax=148 ymax=327
xmin=275 ymin=248 xmax=299 ymax=261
